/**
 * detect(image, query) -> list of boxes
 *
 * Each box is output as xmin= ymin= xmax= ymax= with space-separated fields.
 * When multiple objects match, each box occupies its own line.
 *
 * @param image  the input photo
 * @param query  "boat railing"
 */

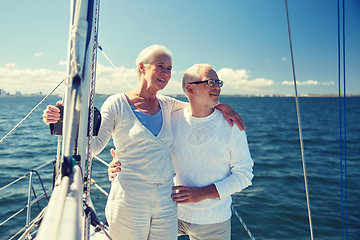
xmin=26 ymin=170 xmax=50 ymax=226
xmin=0 ymin=155 xmax=110 ymax=240
xmin=0 ymin=159 xmax=54 ymax=240
xmin=1 ymin=154 xmax=255 ymax=240
xmin=92 ymin=156 xmax=109 ymax=197
xmin=35 ymin=156 xmax=111 ymax=239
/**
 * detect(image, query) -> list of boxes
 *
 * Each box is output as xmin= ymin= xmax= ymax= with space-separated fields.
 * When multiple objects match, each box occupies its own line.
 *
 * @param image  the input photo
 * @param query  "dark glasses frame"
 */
xmin=189 ymin=79 xmax=224 ymax=87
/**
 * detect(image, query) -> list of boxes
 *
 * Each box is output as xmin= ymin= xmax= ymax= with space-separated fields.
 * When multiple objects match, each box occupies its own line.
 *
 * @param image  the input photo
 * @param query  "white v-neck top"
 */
xmin=92 ymin=93 xmax=186 ymax=183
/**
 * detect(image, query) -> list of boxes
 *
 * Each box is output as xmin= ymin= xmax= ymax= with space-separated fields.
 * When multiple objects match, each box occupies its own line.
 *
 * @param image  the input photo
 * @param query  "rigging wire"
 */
xmin=0 ymin=159 xmax=54 ymax=192
xmin=97 ymin=43 xmax=134 ymax=90
xmin=0 ymin=77 xmax=67 ymax=143
xmin=284 ymin=1 xmax=314 ymax=240
xmin=337 ymin=0 xmax=348 ymax=238
xmin=231 ymin=205 xmax=255 ymax=240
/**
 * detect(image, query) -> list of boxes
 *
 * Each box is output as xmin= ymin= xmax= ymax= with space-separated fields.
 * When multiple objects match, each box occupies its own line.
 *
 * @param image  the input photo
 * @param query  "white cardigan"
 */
xmin=92 ymin=93 xmax=185 ymax=183
xmin=171 ymin=108 xmax=254 ymax=224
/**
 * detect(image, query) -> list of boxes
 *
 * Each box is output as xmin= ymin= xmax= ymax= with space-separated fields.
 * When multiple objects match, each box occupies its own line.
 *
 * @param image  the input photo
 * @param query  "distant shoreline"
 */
xmin=1 ymin=93 xmax=359 ymax=98
xmin=171 ymin=94 xmax=360 ymax=98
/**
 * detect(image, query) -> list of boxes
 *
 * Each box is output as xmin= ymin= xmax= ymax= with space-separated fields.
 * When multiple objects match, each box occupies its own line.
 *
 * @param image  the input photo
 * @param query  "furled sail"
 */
xmin=36 ymin=0 xmax=100 ymax=239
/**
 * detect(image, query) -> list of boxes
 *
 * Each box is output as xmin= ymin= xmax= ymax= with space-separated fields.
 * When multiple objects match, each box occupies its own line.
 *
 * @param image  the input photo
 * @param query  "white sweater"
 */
xmin=92 ymin=93 xmax=185 ymax=183
xmin=171 ymin=108 xmax=254 ymax=224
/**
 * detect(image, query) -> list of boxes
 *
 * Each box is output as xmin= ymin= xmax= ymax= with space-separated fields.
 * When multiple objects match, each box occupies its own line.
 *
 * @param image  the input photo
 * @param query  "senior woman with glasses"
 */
xmin=43 ymin=45 xmax=244 ymax=240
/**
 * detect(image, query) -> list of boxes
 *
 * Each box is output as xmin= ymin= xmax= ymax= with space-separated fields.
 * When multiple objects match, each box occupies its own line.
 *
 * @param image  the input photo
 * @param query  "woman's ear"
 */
xmin=139 ymin=62 xmax=146 ymax=74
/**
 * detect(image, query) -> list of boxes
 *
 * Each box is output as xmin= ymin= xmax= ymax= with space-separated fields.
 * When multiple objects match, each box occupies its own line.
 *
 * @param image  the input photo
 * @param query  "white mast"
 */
xmin=36 ymin=0 xmax=100 ymax=239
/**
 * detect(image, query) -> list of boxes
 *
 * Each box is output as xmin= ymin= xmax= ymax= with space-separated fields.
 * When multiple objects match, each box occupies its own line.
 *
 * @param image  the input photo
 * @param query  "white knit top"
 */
xmin=92 ymin=93 xmax=185 ymax=183
xmin=171 ymin=108 xmax=254 ymax=224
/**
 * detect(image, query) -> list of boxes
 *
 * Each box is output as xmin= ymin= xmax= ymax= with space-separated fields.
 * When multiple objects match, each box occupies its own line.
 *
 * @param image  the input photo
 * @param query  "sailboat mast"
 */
xmin=35 ymin=0 xmax=100 ymax=239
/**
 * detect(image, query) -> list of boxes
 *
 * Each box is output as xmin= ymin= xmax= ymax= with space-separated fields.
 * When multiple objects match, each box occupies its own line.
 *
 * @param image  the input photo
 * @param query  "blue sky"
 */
xmin=1 ymin=0 xmax=359 ymax=96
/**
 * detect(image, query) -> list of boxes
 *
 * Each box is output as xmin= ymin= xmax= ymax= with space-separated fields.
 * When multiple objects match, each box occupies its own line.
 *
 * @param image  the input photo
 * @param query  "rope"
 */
xmin=84 ymin=1 xmax=101 ymax=239
xmin=337 ymin=0 xmax=348 ymax=238
xmin=32 ymin=170 xmax=50 ymax=201
xmin=0 ymin=186 xmax=51 ymax=228
xmin=31 ymin=179 xmax=42 ymax=212
xmin=84 ymin=204 xmax=112 ymax=240
xmin=93 ymin=183 xmax=109 ymax=197
xmin=8 ymin=222 xmax=28 ymax=240
xmin=0 ymin=78 xmax=66 ymax=143
xmin=17 ymin=208 xmax=46 ymax=240
xmin=231 ymin=205 xmax=255 ymax=240
xmin=0 ymin=175 xmax=27 ymax=192
xmin=98 ymin=43 xmax=134 ymax=89
xmin=0 ymin=206 xmax=27 ymax=227
xmin=284 ymin=1 xmax=314 ymax=240
xmin=0 ymin=159 xmax=53 ymax=192
xmin=91 ymin=157 xmax=109 ymax=196
xmin=93 ymin=155 xmax=109 ymax=167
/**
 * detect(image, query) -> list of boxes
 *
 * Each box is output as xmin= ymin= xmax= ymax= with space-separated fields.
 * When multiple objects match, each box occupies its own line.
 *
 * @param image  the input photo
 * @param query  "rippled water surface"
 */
xmin=0 ymin=96 xmax=359 ymax=239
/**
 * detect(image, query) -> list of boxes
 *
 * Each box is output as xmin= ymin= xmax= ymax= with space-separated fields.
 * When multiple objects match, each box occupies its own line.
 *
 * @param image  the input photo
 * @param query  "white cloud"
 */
xmin=35 ymin=52 xmax=44 ymax=57
xmin=322 ymin=81 xmax=335 ymax=86
xmin=217 ymin=68 xmax=274 ymax=94
xmin=0 ymin=64 xmax=65 ymax=95
xmin=298 ymin=80 xmax=318 ymax=85
xmin=281 ymin=81 xmax=293 ymax=86
xmin=282 ymin=57 xmax=287 ymax=61
xmin=0 ymin=63 xmax=138 ymax=95
xmin=58 ymin=60 xmax=67 ymax=66
xmin=95 ymin=63 xmax=183 ymax=95
xmin=95 ymin=64 xmax=137 ymax=93
xmin=5 ymin=63 xmax=16 ymax=68
xmin=281 ymin=80 xmax=334 ymax=86
xmin=281 ymin=80 xmax=318 ymax=85
xmin=161 ymin=72 xmax=182 ymax=95
xmin=0 ymin=63 xmax=280 ymax=95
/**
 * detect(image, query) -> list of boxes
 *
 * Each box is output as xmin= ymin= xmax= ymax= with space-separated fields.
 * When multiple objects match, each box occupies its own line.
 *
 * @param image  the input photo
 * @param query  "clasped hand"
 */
xmin=107 ymin=149 xmax=219 ymax=204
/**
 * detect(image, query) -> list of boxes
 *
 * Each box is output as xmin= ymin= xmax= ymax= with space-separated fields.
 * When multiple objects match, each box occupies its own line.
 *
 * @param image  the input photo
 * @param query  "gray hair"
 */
xmin=182 ymin=64 xmax=213 ymax=94
xmin=136 ymin=45 xmax=173 ymax=78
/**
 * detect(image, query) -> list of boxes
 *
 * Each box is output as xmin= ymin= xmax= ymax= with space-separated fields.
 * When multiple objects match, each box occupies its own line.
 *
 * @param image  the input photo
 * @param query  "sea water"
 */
xmin=0 ymin=96 xmax=359 ymax=239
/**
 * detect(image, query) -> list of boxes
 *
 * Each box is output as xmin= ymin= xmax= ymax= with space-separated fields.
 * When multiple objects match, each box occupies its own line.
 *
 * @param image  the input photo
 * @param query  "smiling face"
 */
xmin=189 ymin=66 xmax=221 ymax=108
xmin=142 ymin=53 xmax=172 ymax=91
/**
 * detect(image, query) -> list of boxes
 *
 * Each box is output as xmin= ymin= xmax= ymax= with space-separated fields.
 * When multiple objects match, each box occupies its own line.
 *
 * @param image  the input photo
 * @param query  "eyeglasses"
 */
xmin=189 ymin=79 xmax=223 ymax=87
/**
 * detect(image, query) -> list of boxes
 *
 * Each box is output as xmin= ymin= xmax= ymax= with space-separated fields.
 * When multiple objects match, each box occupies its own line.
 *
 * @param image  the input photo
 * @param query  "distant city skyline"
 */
xmin=1 ymin=1 xmax=359 ymax=96
xmin=2 ymin=88 xmax=358 ymax=98
xmin=0 ymin=89 xmax=44 ymax=96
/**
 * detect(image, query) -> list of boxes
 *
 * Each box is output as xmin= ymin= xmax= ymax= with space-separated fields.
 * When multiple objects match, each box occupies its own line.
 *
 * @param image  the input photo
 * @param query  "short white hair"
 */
xmin=182 ymin=64 xmax=213 ymax=94
xmin=136 ymin=45 xmax=173 ymax=78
